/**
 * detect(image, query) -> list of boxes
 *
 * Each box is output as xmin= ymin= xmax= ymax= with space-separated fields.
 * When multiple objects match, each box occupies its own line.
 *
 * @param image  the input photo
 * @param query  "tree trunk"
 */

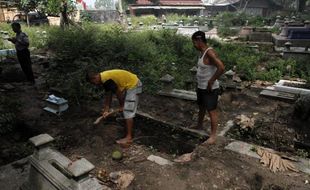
xmin=26 ymin=12 xmax=30 ymax=27
xmin=60 ymin=1 xmax=69 ymax=29
xmin=118 ymin=0 xmax=125 ymax=24
xmin=297 ymin=0 xmax=307 ymax=12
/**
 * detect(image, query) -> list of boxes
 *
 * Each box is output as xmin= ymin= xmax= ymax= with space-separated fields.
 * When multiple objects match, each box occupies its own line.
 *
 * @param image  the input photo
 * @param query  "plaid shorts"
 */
xmin=123 ymin=80 xmax=142 ymax=119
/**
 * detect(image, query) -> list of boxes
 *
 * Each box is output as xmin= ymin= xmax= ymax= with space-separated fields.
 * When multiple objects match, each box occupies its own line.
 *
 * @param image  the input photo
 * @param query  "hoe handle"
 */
xmin=93 ymin=110 xmax=119 ymax=125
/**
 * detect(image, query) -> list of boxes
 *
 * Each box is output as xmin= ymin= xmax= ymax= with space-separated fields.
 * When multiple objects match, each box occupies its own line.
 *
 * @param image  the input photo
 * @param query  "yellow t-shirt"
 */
xmin=100 ymin=70 xmax=138 ymax=91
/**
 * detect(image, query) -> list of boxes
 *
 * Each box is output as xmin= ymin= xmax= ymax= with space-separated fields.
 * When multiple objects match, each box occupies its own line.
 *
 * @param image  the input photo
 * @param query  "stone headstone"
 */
xmin=43 ymin=94 xmax=69 ymax=115
xmin=21 ymin=134 xmax=104 ymax=190
xmin=160 ymin=74 xmax=174 ymax=92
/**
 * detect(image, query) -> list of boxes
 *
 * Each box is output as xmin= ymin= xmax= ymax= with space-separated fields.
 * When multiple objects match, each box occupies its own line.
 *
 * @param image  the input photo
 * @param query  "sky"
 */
xmin=83 ymin=0 xmax=95 ymax=8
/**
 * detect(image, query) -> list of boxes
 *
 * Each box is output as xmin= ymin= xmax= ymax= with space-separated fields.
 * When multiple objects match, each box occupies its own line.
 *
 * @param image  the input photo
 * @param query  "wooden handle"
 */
xmin=93 ymin=110 xmax=120 ymax=125
xmin=93 ymin=116 xmax=104 ymax=125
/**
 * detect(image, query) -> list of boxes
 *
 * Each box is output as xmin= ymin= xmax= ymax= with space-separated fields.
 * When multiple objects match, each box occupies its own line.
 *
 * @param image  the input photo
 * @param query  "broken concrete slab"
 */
xmin=275 ymin=80 xmax=310 ymax=95
xmin=158 ymin=89 xmax=196 ymax=101
xmin=218 ymin=120 xmax=234 ymax=137
xmin=225 ymin=141 xmax=261 ymax=159
xmin=225 ymin=141 xmax=310 ymax=175
xmin=147 ymin=155 xmax=173 ymax=166
xmin=260 ymin=86 xmax=297 ymax=102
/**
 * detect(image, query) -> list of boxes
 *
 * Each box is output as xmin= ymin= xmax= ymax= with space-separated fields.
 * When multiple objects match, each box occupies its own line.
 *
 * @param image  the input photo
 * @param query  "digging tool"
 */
xmin=93 ymin=109 xmax=120 ymax=125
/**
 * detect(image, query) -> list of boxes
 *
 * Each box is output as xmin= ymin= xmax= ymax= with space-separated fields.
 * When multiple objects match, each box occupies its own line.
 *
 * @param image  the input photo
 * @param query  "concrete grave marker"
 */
xmin=44 ymin=94 xmax=69 ymax=115
xmin=21 ymin=134 xmax=104 ymax=190
xmin=176 ymin=26 xmax=199 ymax=37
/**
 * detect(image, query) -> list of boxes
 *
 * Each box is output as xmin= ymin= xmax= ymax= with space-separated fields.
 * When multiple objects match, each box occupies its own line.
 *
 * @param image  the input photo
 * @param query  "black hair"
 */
xmin=85 ymin=72 xmax=97 ymax=83
xmin=192 ymin=31 xmax=207 ymax=43
xmin=102 ymin=79 xmax=117 ymax=93
xmin=11 ymin=22 xmax=21 ymax=29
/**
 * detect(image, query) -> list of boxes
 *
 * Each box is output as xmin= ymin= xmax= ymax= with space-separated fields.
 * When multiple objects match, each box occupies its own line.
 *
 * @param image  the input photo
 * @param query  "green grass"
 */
xmin=2 ymin=22 xmax=309 ymax=105
xmin=0 ymin=23 xmax=51 ymax=50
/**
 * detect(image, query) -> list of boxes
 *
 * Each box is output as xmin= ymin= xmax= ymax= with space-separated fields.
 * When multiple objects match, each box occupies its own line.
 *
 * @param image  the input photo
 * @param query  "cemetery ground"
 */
xmin=0 ymin=56 xmax=310 ymax=189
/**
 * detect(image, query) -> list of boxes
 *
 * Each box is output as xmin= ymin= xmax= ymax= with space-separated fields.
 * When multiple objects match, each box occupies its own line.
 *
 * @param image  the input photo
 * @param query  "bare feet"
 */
xmin=204 ymin=135 xmax=216 ymax=145
xmin=116 ymin=137 xmax=133 ymax=145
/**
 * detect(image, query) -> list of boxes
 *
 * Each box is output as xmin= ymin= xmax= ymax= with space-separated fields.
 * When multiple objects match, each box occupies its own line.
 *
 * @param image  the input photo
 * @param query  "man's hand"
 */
xmin=8 ymin=37 xmax=16 ymax=43
xmin=207 ymin=80 xmax=214 ymax=92
xmin=101 ymin=110 xmax=110 ymax=118
xmin=118 ymin=107 xmax=124 ymax=112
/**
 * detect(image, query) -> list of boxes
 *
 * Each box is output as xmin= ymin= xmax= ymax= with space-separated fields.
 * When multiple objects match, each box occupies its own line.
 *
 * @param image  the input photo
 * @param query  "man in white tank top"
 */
xmin=191 ymin=31 xmax=225 ymax=145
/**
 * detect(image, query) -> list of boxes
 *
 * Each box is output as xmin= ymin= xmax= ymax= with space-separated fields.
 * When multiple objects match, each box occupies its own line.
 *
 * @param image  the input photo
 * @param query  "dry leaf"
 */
xmin=235 ymin=114 xmax=255 ymax=129
xmin=257 ymin=148 xmax=298 ymax=173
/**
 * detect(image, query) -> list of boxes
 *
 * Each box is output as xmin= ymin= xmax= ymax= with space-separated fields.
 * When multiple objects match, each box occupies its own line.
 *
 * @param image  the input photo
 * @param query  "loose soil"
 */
xmin=0 ymin=57 xmax=309 ymax=189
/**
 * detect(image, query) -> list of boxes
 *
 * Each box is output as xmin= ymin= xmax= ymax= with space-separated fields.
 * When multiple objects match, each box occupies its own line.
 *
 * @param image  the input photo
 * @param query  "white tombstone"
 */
xmin=43 ymin=95 xmax=69 ymax=115
xmin=21 ymin=134 xmax=104 ymax=190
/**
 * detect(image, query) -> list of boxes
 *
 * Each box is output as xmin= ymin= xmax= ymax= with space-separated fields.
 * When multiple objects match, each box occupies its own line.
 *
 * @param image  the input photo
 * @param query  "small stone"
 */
xmin=287 ymin=128 xmax=294 ymax=133
xmin=233 ymin=75 xmax=242 ymax=83
xmin=225 ymin=70 xmax=235 ymax=76
xmin=213 ymin=184 xmax=218 ymax=189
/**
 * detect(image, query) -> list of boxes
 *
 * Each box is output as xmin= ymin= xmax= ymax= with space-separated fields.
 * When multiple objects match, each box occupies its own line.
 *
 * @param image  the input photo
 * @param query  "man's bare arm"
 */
xmin=207 ymin=50 xmax=225 ymax=90
xmin=102 ymin=91 xmax=112 ymax=113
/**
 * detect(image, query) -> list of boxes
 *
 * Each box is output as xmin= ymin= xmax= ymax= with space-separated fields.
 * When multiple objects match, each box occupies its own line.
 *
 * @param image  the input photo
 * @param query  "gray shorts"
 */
xmin=123 ymin=80 xmax=142 ymax=119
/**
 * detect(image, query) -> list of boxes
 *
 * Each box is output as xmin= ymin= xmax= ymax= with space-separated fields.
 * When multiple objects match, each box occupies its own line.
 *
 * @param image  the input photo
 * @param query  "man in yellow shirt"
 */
xmin=86 ymin=69 xmax=142 ymax=145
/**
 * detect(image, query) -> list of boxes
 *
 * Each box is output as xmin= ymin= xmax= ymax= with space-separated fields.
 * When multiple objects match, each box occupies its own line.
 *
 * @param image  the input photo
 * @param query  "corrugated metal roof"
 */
xmin=135 ymin=0 xmax=203 ymax=6
xmin=160 ymin=0 xmax=203 ymax=6
xmin=131 ymin=5 xmax=205 ymax=10
xmin=203 ymin=0 xmax=240 ymax=6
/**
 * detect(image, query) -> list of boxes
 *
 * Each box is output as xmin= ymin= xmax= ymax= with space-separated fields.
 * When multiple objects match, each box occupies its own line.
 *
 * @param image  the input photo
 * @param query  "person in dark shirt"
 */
xmin=8 ymin=22 xmax=35 ymax=84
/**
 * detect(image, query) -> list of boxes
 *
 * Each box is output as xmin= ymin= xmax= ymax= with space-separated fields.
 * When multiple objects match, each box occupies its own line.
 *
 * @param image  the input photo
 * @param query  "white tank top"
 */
xmin=196 ymin=47 xmax=220 ymax=90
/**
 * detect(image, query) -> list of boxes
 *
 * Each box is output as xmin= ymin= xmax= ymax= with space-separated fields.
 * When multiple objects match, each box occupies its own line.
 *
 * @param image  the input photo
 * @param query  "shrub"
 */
xmin=130 ymin=15 xmax=158 ymax=27
xmin=236 ymin=55 xmax=259 ymax=80
xmin=216 ymin=12 xmax=246 ymax=27
xmin=218 ymin=26 xmax=239 ymax=37
xmin=256 ymin=69 xmax=282 ymax=82
xmin=0 ymin=96 xmax=21 ymax=134
xmin=294 ymin=94 xmax=310 ymax=121
xmin=266 ymin=58 xmax=296 ymax=77
xmin=45 ymin=24 xmax=197 ymax=103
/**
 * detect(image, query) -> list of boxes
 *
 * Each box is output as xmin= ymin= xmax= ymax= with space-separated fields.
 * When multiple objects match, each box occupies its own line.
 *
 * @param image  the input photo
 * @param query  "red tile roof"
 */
xmin=136 ymin=0 xmax=153 ymax=5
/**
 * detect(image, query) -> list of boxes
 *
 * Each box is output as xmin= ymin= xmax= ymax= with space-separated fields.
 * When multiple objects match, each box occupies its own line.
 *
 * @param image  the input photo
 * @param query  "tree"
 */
xmin=17 ymin=0 xmax=76 ymax=28
xmin=273 ymin=0 xmax=308 ymax=11
xmin=19 ymin=0 xmax=39 ymax=26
